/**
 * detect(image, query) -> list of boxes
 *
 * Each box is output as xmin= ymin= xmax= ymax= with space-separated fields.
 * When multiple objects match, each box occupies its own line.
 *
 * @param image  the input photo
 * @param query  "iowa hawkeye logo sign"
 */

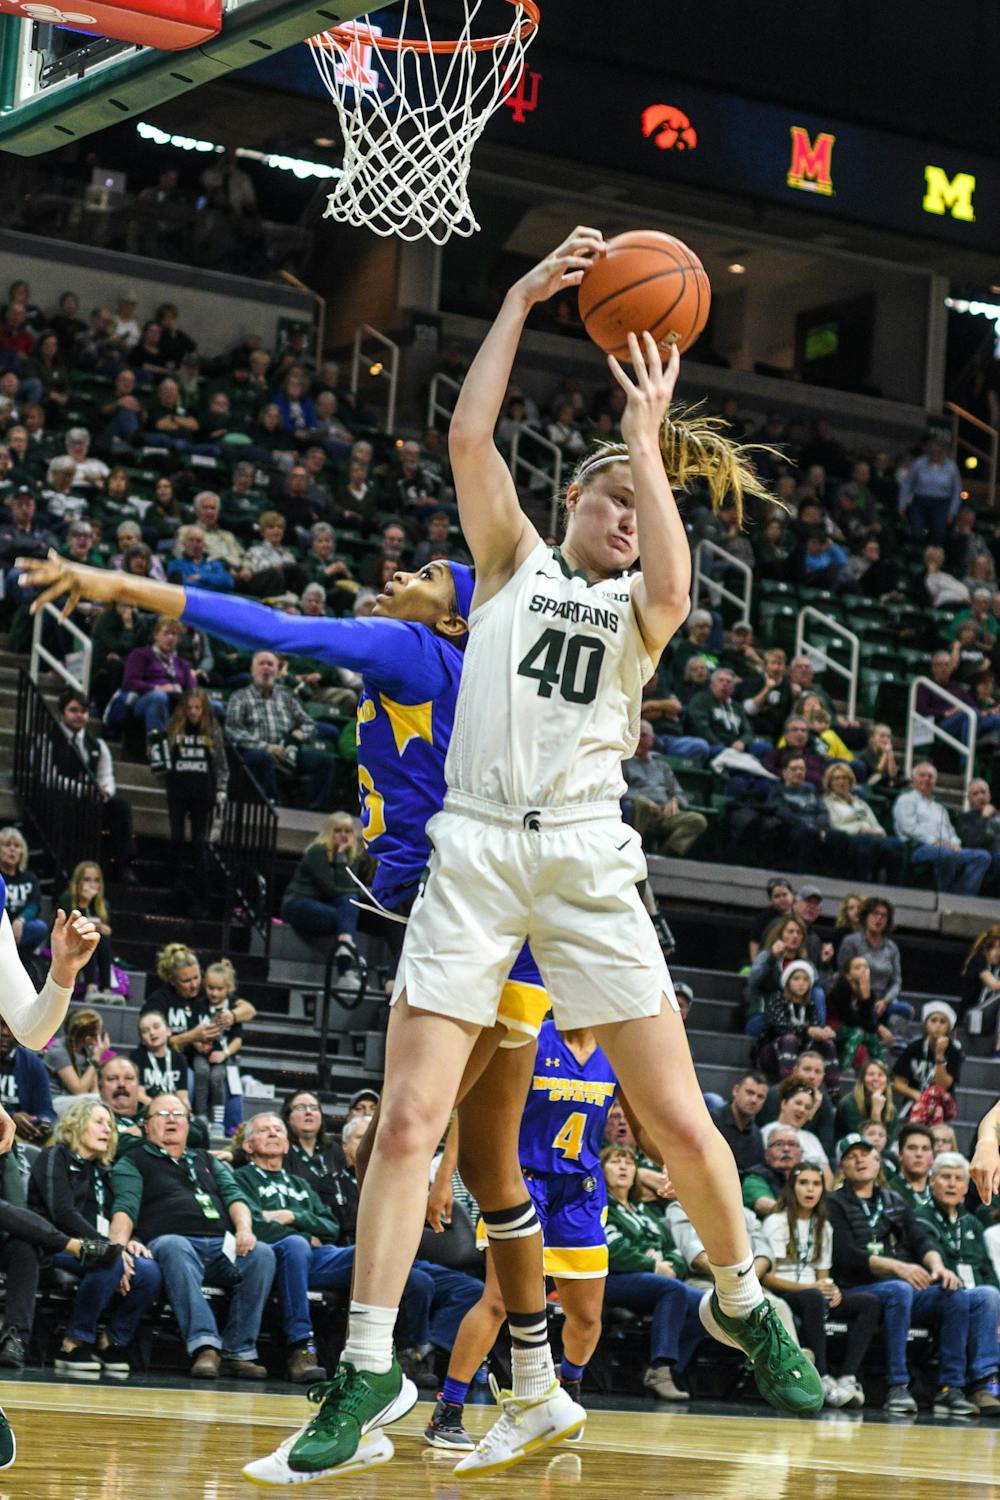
xmin=786 ymin=126 xmax=835 ymax=196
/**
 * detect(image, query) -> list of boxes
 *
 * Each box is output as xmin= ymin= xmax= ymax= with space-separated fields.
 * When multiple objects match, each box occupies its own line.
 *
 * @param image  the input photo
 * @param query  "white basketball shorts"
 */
xmin=393 ymin=790 xmax=678 ymax=1031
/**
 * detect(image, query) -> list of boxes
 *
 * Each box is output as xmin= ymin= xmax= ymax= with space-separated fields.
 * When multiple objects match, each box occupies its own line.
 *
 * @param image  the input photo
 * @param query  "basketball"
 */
xmin=577 ymin=229 xmax=712 ymax=360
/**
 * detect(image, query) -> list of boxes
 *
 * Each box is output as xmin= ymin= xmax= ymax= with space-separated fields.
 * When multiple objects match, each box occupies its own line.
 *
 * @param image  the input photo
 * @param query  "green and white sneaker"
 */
xmin=243 ymin=1428 xmax=393 ymax=1487
xmin=286 ymin=1361 xmax=416 ymax=1475
xmin=453 ymin=1377 xmax=585 ymax=1477
xmin=0 ymin=1407 xmax=14 ymax=1469
xmin=699 ymin=1291 xmax=824 ymax=1415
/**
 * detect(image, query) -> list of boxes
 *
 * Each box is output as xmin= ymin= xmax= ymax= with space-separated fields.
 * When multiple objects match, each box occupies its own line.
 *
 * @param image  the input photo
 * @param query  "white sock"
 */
xmin=342 ymin=1300 xmax=396 ymax=1375
xmin=709 ymin=1256 xmax=765 ymax=1319
xmin=511 ymin=1342 xmax=556 ymax=1402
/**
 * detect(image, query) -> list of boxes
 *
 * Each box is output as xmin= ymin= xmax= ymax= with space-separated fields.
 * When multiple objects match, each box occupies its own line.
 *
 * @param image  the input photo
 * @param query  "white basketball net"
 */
xmin=308 ymin=0 xmax=539 ymax=244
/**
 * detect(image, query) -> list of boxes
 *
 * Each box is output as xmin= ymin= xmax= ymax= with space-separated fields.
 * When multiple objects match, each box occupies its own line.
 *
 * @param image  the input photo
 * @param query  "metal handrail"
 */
xmin=277 ymin=270 xmax=326 ymax=369
xmin=214 ymin=747 xmax=278 ymax=957
xmin=508 ymin=425 xmax=564 ymax=532
xmin=905 ymin=675 xmax=977 ymax=810
xmin=795 ymin=607 xmax=859 ymax=721
xmin=691 ymin=539 xmax=752 ymax=621
xmin=427 ymin=371 xmax=462 ymax=432
xmin=946 ymin=400 xmax=998 ymax=508
xmin=351 ymin=323 xmax=399 ymax=434
xmin=30 ymin=602 xmax=92 ymax=698
xmin=14 ymin=668 xmax=103 ymax=886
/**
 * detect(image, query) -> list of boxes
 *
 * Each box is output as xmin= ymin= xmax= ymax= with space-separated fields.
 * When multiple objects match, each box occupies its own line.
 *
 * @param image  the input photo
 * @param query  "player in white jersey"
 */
xmin=240 ymin=228 xmax=823 ymax=1485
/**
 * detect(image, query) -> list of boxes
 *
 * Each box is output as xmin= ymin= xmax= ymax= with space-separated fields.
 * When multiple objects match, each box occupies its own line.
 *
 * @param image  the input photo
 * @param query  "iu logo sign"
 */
xmin=641 ymin=104 xmax=697 ymax=151
xmin=333 ymin=22 xmax=381 ymax=92
xmin=923 ymin=165 xmax=976 ymax=223
xmin=787 ymin=126 xmax=836 ymax=196
xmin=503 ymin=62 xmax=541 ymax=124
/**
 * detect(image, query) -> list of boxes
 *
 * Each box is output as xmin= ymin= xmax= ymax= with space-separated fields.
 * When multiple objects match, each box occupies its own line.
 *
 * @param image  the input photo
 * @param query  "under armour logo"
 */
xmin=523 ymin=810 xmax=541 ymax=831
xmin=20 ymin=2 xmax=96 ymax=18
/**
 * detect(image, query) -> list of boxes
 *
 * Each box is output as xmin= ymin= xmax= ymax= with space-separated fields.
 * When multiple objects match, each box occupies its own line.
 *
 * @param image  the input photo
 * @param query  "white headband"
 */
xmin=575 ymin=451 xmax=628 ymax=484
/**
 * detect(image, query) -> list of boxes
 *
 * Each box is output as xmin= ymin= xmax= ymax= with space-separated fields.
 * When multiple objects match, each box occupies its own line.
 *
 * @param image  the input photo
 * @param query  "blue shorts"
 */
xmin=497 ymin=943 xmax=548 ymax=1046
xmin=477 ymin=1168 xmax=608 ymax=1278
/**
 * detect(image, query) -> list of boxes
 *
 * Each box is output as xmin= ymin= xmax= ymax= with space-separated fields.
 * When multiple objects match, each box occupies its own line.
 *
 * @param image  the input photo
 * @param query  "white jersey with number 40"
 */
xmin=446 ymin=539 xmax=654 ymax=809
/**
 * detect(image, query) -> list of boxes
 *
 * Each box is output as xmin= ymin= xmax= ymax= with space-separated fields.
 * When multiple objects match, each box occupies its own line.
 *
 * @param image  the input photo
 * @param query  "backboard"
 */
xmin=0 ymin=0 xmax=397 ymax=154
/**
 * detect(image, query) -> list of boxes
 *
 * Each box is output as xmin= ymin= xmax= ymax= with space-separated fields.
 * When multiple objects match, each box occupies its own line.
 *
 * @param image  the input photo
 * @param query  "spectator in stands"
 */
xmin=412 ymin=512 xmax=458 ymax=570
xmin=835 ymin=895 xmax=906 ymax=1011
xmin=737 ymin=648 xmax=794 ymax=743
xmin=381 ymin=439 xmax=450 ymax=524
xmin=0 ymin=1017 xmax=55 ymax=1141
xmin=184 ymin=491 xmax=245 ymax=573
xmin=61 ymin=428 xmax=108 ymax=491
xmin=916 ymin=1153 xmax=1000 ymax=1413
xmin=56 ymin=861 xmax=114 ymax=1002
xmin=858 ymin=723 xmax=907 ymax=791
xmin=240 ymin=512 xmax=306 ymax=597
xmin=827 ymin=1132 xmax=976 ymax=1415
xmin=220 ymin=460 xmax=266 ymax=540
xmin=746 ymin=914 xmax=816 ymax=1038
xmin=835 ymin=893 xmax=863 ymax=935
xmin=888 ymin=1122 xmax=935 ymax=1212
xmin=42 ymin=1006 xmax=109 ymax=1104
xmin=0 ymin=826 xmax=45 ymax=968
xmin=51 ymin=291 xmax=86 ymax=357
xmin=280 ymin=813 xmax=363 ymax=975
xmin=758 ymin=960 xmax=838 ymax=1092
xmin=302 ymin=522 xmax=353 ymax=602
xmin=684 ymin=666 xmax=758 ymax=753
xmin=826 ymin=956 xmax=895 ymax=1070
xmin=797 ymin=528 xmax=849 ymax=590
xmin=821 ymin=764 xmax=904 ymax=882
xmin=281 ymin=1091 xmax=354 ymax=1226
xmin=668 ymin=609 xmax=718 ymax=682
xmin=0 ymin=490 xmax=57 ymax=579
xmin=922 ymin=544 xmax=970 ymax=609
xmin=96 ymin=368 xmax=146 ymax=455
xmin=760 ymin=1079 xmax=832 ymax=1181
xmin=122 ymin=615 xmax=198 ymax=751
xmin=741 ymin=1127 xmax=803 ymax=1216
xmin=710 ymin=1071 xmax=768 ymax=1174
xmin=762 ymin=755 xmax=852 ymax=874
xmin=770 ymin=1050 xmax=837 ymax=1157
xmin=893 ymin=1002 xmax=963 ymax=1124
xmin=760 ymin=717 xmax=827 ymax=787
xmin=601 ymin=1145 xmax=706 ymax=1401
xmin=959 ymin=924 xmax=1000 ymax=1040
xmin=226 ymin=649 xmax=333 ymax=810
xmin=92 ymin=597 xmax=147 ymax=712
xmin=273 ymin=370 xmax=318 ymax=443
xmin=131 ymin=1009 xmax=189 ymax=1106
xmin=893 ymin=762 xmax=991 ymax=894
xmin=954 ymin=778 xmax=1000 ymax=889
xmin=932 ymin=1124 xmax=960 ymax=1156
xmin=142 ymin=943 xmax=254 ymax=1060
xmin=109 ymin=1094 xmax=275 ymax=1378
xmin=899 ymin=437 xmax=962 ymax=545
xmin=99 ymin=1056 xmax=152 ymax=1155
xmin=950 ymin=614 xmax=991 ymax=684
xmin=761 ymin=1163 xmax=879 ymax=1408
xmin=622 ymin=722 xmax=707 ymax=856
xmin=947 ymin=504 xmax=994 ymax=580
xmin=915 ymin=653 xmax=975 ymax=740
xmin=98 ymin=472 xmax=143 ymax=532
xmin=31 ymin=1098 xmax=162 ymax=1379
xmin=834 ymin=1058 xmax=897 ymax=1141
xmin=746 ymin=877 xmax=795 ymax=961
xmin=56 ymin=688 xmax=137 ymax=883
xmin=164 ymin=690 xmax=227 ymax=905
xmin=167 ymin=525 xmax=235 ymax=594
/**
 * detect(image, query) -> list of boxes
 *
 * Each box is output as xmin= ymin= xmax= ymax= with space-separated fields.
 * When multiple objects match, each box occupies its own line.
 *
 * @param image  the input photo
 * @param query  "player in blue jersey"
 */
xmin=425 ymin=1018 xmax=616 ymax=1451
xmin=20 ymin=550 xmax=576 ymax=1480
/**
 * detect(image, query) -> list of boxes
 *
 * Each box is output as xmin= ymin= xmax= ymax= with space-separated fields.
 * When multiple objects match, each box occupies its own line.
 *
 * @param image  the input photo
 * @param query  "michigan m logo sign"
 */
xmin=787 ymin=127 xmax=835 ymax=196
xmin=923 ymin=166 xmax=976 ymax=223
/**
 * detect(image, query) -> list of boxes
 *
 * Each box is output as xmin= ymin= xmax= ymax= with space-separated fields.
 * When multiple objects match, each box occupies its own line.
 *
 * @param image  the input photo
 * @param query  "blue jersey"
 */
xmin=181 ymin=590 xmax=464 ymax=907
xmin=518 ymin=1020 xmax=617 ymax=1178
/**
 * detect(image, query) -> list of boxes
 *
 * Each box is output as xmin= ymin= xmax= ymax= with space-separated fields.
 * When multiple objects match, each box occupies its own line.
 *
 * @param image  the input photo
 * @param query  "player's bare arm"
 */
xmin=607 ymin=334 xmax=692 ymax=659
xmin=449 ymin=226 xmax=605 ymax=598
xmin=15 ymin=550 xmax=185 ymax=621
xmin=971 ymin=1099 xmax=1000 ymax=1203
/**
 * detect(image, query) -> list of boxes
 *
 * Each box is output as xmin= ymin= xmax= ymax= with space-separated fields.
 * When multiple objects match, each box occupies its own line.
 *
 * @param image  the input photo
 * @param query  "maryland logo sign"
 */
xmin=787 ymin=126 xmax=835 ymax=196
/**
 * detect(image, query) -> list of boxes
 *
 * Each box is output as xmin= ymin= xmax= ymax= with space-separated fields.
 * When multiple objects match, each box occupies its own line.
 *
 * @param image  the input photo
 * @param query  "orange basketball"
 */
xmin=578 ymin=230 xmax=711 ymax=359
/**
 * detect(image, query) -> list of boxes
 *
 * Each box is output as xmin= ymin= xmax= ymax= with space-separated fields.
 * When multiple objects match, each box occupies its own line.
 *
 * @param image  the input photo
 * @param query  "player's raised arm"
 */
xmin=17 ymin=551 xmax=183 ymax=620
xmin=449 ymin=227 xmax=605 ymax=592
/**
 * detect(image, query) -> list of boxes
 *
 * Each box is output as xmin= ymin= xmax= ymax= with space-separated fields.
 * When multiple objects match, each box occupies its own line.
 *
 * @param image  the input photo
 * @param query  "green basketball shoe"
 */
xmin=699 ymin=1291 xmax=824 ymax=1415
xmin=0 ymin=1406 xmax=15 ymax=1469
xmin=287 ymin=1361 xmax=416 ymax=1474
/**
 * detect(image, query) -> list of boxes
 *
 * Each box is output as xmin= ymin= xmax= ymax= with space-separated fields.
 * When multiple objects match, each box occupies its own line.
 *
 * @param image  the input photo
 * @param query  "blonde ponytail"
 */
xmin=573 ymin=407 xmax=782 ymax=525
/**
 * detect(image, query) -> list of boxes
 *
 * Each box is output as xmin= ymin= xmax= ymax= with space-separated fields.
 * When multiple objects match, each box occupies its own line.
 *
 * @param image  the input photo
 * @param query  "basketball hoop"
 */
xmin=308 ymin=0 xmax=540 ymax=243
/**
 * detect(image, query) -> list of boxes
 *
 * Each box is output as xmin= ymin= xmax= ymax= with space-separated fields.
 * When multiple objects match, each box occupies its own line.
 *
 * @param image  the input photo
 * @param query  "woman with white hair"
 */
xmin=917 ymin=1150 xmax=1000 ymax=1414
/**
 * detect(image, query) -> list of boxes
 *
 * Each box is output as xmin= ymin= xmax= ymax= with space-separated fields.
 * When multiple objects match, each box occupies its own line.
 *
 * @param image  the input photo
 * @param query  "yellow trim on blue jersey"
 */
xmin=497 ymin=979 xmax=549 ymax=1038
xmin=541 ymin=1244 xmax=608 ymax=1278
xmin=474 ymin=1219 xmax=608 ymax=1278
xmin=379 ymin=694 xmax=434 ymax=755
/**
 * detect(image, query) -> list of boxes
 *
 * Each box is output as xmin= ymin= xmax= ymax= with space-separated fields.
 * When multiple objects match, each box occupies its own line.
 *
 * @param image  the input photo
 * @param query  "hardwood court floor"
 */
xmin=0 ymin=1381 xmax=998 ymax=1499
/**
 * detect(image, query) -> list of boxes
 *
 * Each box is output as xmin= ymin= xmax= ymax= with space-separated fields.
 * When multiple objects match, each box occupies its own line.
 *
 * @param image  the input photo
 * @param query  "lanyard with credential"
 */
xmin=158 ymin=1147 xmax=222 ymax=1220
xmin=857 ymin=1190 xmax=885 ymax=1255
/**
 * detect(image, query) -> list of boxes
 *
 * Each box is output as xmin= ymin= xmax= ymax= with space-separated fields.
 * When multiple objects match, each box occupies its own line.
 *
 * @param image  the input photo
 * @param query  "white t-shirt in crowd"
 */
xmin=761 ymin=1120 xmax=830 ymax=1169
xmin=761 ymin=1211 xmax=833 ymax=1285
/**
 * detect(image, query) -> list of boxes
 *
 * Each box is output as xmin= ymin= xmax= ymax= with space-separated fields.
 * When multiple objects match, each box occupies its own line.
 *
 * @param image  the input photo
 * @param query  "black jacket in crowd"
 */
xmin=826 ymin=1184 xmax=936 ymax=1288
